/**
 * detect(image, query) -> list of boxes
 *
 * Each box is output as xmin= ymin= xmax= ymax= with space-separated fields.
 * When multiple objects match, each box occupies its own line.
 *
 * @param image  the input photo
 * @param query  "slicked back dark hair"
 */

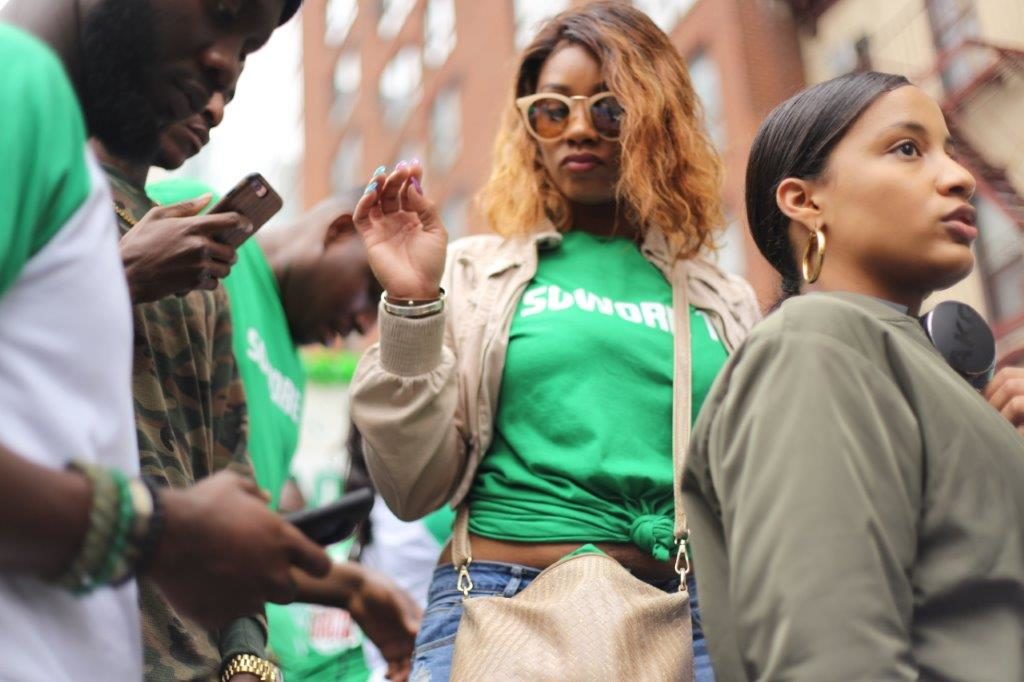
xmin=745 ymin=71 xmax=911 ymax=301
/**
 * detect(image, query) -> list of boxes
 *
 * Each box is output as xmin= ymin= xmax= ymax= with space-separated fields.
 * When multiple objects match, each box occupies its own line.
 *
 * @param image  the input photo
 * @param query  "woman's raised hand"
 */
xmin=353 ymin=161 xmax=448 ymax=301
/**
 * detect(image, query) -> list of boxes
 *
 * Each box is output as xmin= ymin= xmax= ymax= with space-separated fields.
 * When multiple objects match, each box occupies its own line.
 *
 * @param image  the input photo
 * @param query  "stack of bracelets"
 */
xmin=52 ymin=461 xmax=164 ymax=594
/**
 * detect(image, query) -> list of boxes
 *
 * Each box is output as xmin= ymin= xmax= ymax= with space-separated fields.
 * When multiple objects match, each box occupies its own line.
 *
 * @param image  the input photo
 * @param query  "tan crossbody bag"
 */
xmin=449 ymin=274 xmax=696 ymax=682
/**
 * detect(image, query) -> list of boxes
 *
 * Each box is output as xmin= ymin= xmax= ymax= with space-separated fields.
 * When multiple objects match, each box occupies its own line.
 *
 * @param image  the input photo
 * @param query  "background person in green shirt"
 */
xmin=148 ymin=97 xmax=420 ymax=682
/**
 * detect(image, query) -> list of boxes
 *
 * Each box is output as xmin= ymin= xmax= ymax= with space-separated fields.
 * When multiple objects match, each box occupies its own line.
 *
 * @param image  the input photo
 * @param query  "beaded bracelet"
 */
xmin=54 ymin=462 xmax=158 ymax=594
xmin=54 ymin=462 xmax=120 ymax=593
xmin=90 ymin=469 xmax=134 ymax=591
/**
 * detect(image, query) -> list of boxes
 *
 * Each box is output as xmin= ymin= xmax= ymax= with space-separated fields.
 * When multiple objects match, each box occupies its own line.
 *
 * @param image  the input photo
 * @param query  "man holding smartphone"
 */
xmin=0 ymin=0 xmax=331 ymax=680
xmin=148 ymin=96 xmax=423 ymax=680
xmin=87 ymin=11 xmax=307 ymax=682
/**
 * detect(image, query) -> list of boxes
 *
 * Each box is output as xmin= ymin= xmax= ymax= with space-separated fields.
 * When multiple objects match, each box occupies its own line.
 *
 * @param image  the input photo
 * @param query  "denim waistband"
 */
xmin=427 ymin=559 xmax=682 ymax=602
xmin=428 ymin=561 xmax=541 ymax=600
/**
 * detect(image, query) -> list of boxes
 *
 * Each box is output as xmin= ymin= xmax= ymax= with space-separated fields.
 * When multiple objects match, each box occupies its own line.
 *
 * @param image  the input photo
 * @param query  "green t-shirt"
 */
xmin=0 ymin=24 xmax=90 ymax=295
xmin=146 ymin=176 xmax=221 ymax=208
xmin=223 ymin=240 xmax=305 ymax=508
xmin=469 ymin=231 xmax=728 ymax=561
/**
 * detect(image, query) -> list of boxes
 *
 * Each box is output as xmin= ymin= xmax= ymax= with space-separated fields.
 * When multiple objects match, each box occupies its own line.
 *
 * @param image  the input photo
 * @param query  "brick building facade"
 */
xmin=300 ymin=0 xmax=807 ymax=303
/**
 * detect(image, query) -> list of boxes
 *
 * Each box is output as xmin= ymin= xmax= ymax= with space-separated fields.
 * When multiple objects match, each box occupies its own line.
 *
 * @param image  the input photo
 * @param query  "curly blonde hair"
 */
xmin=478 ymin=1 xmax=724 ymax=259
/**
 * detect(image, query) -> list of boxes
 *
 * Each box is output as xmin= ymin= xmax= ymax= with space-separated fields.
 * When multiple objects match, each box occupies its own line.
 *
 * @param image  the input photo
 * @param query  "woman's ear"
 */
xmin=324 ymin=213 xmax=357 ymax=247
xmin=775 ymin=177 xmax=823 ymax=234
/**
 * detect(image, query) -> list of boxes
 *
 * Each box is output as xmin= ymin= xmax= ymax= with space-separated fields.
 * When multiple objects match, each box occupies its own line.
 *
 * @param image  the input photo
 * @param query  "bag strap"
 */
xmin=671 ymin=261 xmax=693 ymax=579
xmin=451 ymin=261 xmax=694 ymax=588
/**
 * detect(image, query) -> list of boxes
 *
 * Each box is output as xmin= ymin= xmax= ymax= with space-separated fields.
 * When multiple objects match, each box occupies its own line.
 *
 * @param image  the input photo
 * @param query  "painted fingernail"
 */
xmin=364 ymin=181 xmax=378 ymax=195
xmin=410 ymin=176 xmax=423 ymax=194
xmin=411 ymin=158 xmax=421 ymax=166
xmin=395 ymin=160 xmax=408 ymax=170
xmin=373 ymin=165 xmax=386 ymax=177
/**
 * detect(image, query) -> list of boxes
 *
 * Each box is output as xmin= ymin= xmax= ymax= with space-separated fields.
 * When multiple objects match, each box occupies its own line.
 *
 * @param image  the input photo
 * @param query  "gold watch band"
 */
xmin=221 ymin=653 xmax=280 ymax=682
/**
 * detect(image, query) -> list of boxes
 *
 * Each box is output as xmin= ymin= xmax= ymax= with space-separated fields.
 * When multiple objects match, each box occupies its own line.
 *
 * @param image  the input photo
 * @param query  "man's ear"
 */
xmin=775 ymin=177 xmax=823 ymax=234
xmin=324 ymin=213 xmax=356 ymax=247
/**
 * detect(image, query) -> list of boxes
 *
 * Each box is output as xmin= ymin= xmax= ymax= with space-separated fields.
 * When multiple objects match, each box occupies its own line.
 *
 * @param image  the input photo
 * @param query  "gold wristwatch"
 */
xmin=221 ymin=653 xmax=281 ymax=682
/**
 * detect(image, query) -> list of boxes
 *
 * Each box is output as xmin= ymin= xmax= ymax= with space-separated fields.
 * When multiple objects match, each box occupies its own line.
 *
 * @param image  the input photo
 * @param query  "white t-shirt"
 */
xmin=0 ymin=25 xmax=142 ymax=681
xmin=360 ymin=499 xmax=453 ymax=680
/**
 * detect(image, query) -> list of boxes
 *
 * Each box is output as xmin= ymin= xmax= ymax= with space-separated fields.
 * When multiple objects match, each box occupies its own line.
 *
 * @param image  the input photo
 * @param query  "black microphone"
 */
xmin=919 ymin=301 xmax=995 ymax=390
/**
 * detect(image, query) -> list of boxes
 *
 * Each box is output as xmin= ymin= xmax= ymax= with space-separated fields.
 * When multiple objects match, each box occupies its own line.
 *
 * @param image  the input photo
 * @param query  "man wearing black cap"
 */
xmin=0 ymin=1 xmax=316 ymax=681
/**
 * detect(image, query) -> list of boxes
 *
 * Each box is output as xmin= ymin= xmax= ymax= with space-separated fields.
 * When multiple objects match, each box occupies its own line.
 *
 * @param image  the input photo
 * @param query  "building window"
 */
xmin=513 ymin=0 xmax=569 ymax=49
xmin=325 ymin=0 xmax=357 ymax=46
xmin=392 ymin=140 xmax=424 ymax=169
xmin=853 ymin=35 xmax=873 ymax=72
xmin=632 ymin=0 xmax=696 ymax=33
xmin=826 ymin=34 xmax=875 ymax=76
xmin=925 ymin=0 xmax=982 ymax=93
xmin=424 ymin=0 xmax=457 ymax=69
xmin=442 ymin=192 xmax=470 ymax=239
xmin=378 ymin=0 xmax=416 ymax=39
xmin=379 ymin=46 xmax=422 ymax=128
xmin=331 ymin=133 xmax=363 ymax=197
xmin=975 ymin=194 xmax=1024 ymax=323
xmin=331 ymin=52 xmax=361 ymax=124
xmin=687 ymin=50 xmax=726 ymax=151
xmin=430 ymin=85 xmax=462 ymax=172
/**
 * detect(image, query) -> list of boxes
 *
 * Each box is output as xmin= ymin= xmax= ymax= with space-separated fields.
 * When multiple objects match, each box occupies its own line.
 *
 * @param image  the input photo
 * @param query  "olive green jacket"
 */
xmin=684 ymin=292 xmax=1024 ymax=681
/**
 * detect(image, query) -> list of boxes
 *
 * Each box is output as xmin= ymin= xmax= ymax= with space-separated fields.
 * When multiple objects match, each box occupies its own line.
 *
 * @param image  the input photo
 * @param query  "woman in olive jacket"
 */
xmin=683 ymin=71 xmax=1024 ymax=681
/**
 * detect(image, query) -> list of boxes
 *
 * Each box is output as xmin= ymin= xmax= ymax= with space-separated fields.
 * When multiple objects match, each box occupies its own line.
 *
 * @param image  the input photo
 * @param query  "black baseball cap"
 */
xmin=279 ymin=0 xmax=303 ymax=25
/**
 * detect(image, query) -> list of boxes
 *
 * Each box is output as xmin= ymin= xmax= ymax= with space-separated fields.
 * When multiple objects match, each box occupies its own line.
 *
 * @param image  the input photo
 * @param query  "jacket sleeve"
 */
xmin=218 ymin=614 xmax=268 ymax=670
xmin=210 ymin=287 xmax=253 ymax=478
xmin=703 ymin=330 xmax=922 ymax=680
xmin=349 ymin=297 xmax=465 ymax=521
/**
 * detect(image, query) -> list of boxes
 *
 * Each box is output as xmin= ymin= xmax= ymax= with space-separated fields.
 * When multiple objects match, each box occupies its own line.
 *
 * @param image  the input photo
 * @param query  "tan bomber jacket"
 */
xmin=350 ymin=226 xmax=762 ymax=521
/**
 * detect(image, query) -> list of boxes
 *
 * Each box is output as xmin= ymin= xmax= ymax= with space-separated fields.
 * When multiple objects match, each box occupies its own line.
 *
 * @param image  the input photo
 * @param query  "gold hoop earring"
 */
xmin=801 ymin=228 xmax=827 ymax=283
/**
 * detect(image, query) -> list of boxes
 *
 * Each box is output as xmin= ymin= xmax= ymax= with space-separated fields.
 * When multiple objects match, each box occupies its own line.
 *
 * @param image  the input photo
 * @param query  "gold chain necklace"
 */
xmin=113 ymin=203 xmax=138 ymax=227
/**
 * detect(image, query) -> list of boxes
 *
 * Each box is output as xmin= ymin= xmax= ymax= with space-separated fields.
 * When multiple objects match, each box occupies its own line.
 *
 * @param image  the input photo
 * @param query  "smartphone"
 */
xmin=284 ymin=487 xmax=375 ymax=546
xmin=209 ymin=173 xmax=283 ymax=246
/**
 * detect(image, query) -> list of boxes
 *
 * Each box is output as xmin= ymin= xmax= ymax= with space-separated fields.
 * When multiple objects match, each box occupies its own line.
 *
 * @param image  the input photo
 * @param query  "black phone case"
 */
xmin=284 ymin=487 xmax=375 ymax=546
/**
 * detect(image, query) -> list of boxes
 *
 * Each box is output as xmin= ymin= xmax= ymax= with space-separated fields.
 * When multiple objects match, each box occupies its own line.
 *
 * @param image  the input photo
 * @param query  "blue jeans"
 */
xmin=410 ymin=561 xmax=715 ymax=681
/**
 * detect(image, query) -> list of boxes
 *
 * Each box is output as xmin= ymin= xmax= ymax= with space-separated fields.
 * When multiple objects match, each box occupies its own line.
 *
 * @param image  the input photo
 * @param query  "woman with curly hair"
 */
xmin=350 ymin=3 xmax=759 ymax=678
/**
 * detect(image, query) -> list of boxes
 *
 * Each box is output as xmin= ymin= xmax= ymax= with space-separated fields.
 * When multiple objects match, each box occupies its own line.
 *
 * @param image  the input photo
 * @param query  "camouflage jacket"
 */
xmin=106 ymin=167 xmax=266 ymax=681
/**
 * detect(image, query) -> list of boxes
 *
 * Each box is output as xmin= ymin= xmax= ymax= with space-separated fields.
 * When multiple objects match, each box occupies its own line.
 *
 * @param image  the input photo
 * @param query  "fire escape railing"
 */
xmin=930 ymin=39 xmax=1024 ymax=339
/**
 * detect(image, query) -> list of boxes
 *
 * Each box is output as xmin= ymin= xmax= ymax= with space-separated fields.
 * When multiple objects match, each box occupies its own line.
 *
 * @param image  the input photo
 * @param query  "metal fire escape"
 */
xmin=939 ymin=40 xmax=1024 ymax=225
xmin=935 ymin=38 xmax=1024 ymax=351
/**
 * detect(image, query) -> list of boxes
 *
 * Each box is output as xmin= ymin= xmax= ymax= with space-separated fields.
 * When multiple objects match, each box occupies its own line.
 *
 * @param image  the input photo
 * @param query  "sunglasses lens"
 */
xmin=527 ymin=98 xmax=571 ymax=139
xmin=591 ymin=96 xmax=624 ymax=139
